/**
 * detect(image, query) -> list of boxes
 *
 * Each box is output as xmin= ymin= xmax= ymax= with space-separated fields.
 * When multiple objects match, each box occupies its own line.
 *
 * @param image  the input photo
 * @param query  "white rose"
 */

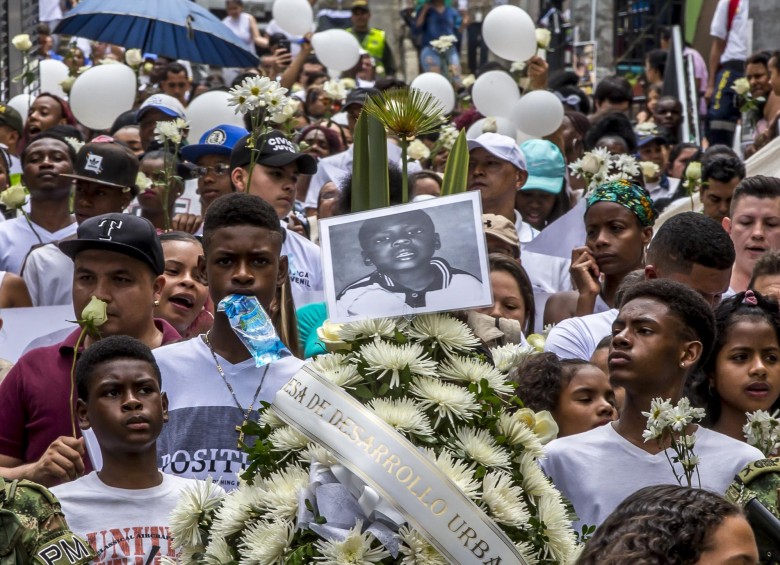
xmin=640 ymin=160 xmax=660 ymax=180
xmin=580 ymin=153 xmax=602 ymax=174
xmin=536 ymin=28 xmax=552 ymax=49
xmin=461 ymin=74 xmax=475 ymax=88
xmin=482 ymin=117 xmax=498 ymax=133
xmin=125 ymin=49 xmax=143 ymax=67
xmin=732 ymin=77 xmax=750 ymax=96
xmin=685 ymin=161 xmax=702 ymax=181
xmin=0 ymin=184 xmax=27 ymax=209
xmin=80 ymin=296 xmax=108 ymax=328
xmin=12 ymin=34 xmax=32 ymax=52
xmin=59 ymin=76 xmax=76 ymax=94
xmin=136 ymin=172 xmax=153 ymax=191
xmin=317 ymin=321 xmax=351 ymax=352
xmin=407 ymin=139 xmax=431 ymax=162
xmin=533 ymin=410 xmax=559 ymax=444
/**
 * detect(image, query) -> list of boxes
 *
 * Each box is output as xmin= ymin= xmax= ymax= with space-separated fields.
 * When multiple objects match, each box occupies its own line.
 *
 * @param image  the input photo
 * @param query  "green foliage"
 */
xmin=440 ymin=128 xmax=469 ymax=196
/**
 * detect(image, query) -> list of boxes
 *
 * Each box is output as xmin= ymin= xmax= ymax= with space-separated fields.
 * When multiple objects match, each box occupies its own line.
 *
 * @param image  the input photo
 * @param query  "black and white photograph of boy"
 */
xmin=320 ymin=192 xmax=492 ymax=322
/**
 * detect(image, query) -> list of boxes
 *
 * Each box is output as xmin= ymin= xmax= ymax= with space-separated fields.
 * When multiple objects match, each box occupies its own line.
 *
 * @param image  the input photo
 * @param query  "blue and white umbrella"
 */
xmin=55 ymin=0 xmax=260 ymax=68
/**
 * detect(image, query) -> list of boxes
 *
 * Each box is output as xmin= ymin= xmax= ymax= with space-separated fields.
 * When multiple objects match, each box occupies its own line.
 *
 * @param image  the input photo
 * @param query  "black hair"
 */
xmin=409 ymin=170 xmax=442 ymax=199
xmin=357 ymin=209 xmax=434 ymax=248
xmin=647 ymin=212 xmax=735 ymax=273
xmin=202 ymin=192 xmax=285 ymax=252
xmin=303 ymin=54 xmax=323 ymax=68
xmin=595 ymin=334 xmax=612 ymax=351
xmin=76 ymin=335 xmax=161 ymax=401
xmin=702 ymin=144 xmax=737 ymax=163
xmin=578 ymin=484 xmax=743 ymax=565
xmin=555 ymin=85 xmax=591 ymax=115
xmin=374 ymin=76 xmax=408 ymax=91
xmin=159 ymin=231 xmax=202 ymax=245
xmin=730 ymin=175 xmax=780 ymax=216
xmin=645 ymin=49 xmax=668 ymax=76
xmin=110 ymin=109 xmax=140 ymax=135
xmin=750 ymin=250 xmax=780 ymax=288
xmin=21 ymin=131 xmax=77 ymax=165
xmin=701 ymin=154 xmax=746 ymax=185
xmin=488 ymin=253 xmax=535 ymax=335
xmin=593 ymin=75 xmax=633 ymax=106
xmin=585 ymin=112 xmax=637 ymax=152
xmin=693 ymin=291 xmax=780 ymax=425
xmin=620 ymin=278 xmax=716 ymax=367
xmin=548 ymin=70 xmax=580 ymax=90
xmin=337 ymin=164 xmax=404 ymax=216
xmin=769 ymin=51 xmax=780 ymax=73
xmin=615 ymin=269 xmax=645 ymax=308
xmin=511 ymin=352 xmax=594 ymax=412
xmin=564 ymin=110 xmax=591 ymax=139
xmin=47 ymin=125 xmax=83 ymax=142
xmin=667 ymin=142 xmax=699 ymax=170
xmin=165 ymin=61 xmax=188 ymax=78
xmin=747 ymin=50 xmax=771 ymax=67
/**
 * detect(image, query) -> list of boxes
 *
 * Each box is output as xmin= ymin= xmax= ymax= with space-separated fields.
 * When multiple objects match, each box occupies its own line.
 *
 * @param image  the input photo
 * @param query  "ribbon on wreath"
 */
xmin=273 ymin=366 xmax=529 ymax=565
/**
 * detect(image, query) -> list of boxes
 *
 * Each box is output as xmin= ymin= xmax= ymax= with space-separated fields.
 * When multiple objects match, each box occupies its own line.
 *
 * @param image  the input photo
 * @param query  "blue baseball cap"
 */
xmin=520 ymin=139 xmax=565 ymax=194
xmin=181 ymin=124 xmax=249 ymax=163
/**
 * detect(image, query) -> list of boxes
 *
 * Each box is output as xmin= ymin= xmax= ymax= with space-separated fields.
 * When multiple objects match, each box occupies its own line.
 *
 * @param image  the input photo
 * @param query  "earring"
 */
xmin=680 ymin=362 xmax=685 ymax=368
xmin=154 ymin=299 xmax=160 ymax=307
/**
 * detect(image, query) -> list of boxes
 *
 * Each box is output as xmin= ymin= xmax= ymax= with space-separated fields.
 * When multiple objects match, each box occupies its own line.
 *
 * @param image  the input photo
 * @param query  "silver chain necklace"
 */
xmin=203 ymin=331 xmax=269 ymax=448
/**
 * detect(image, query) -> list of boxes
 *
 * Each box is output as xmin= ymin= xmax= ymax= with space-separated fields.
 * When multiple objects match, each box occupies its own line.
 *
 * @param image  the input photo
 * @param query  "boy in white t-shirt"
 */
xmin=52 ymin=335 xmax=220 ymax=564
xmin=541 ymin=279 xmax=762 ymax=529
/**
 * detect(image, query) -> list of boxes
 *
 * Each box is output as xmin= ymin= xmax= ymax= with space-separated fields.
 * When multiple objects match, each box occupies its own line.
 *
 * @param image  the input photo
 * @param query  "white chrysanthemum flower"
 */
xmin=514 ymin=541 xmax=540 ymax=565
xmin=519 ymin=451 xmax=555 ymax=497
xmin=227 ymin=86 xmax=255 ymax=114
xmin=410 ymin=377 xmax=480 ymax=427
xmin=360 ymin=341 xmax=437 ymax=388
xmin=615 ymin=153 xmax=640 ymax=177
xmin=239 ymin=518 xmax=294 ymax=565
xmin=482 ymin=471 xmax=530 ymax=526
xmin=315 ymin=520 xmax=389 ymax=564
xmin=369 ymin=398 xmax=433 ymax=438
xmin=65 ymin=137 xmax=84 ymax=153
xmin=454 ymin=427 xmax=511 ymax=469
xmin=407 ymin=139 xmax=431 ymax=162
xmin=211 ymin=483 xmax=265 ymax=538
xmin=264 ymin=88 xmax=289 ymax=111
xmin=154 ymin=120 xmax=183 ymax=144
xmin=322 ymin=79 xmax=347 ymax=100
xmin=337 ymin=318 xmax=399 ymax=341
xmin=423 ymin=448 xmax=480 ymax=500
xmin=169 ymin=479 xmax=225 ymax=549
xmin=537 ymin=491 xmax=578 ymax=563
xmin=438 ymin=124 xmax=459 ymax=150
xmin=258 ymin=408 xmax=286 ymax=429
xmin=203 ymin=535 xmax=234 ymax=564
xmin=439 ymin=355 xmax=513 ymax=394
xmin=309 ymin=353 xmax=363 ymax=388
xmin=243 ymin=75 xmax=272 ymax=98
xmin=490 ymin=343 xmax=535 ymax=373
xmin=407 ymin=314 xmax=479 ymax=356
xmin=299 ymin=444 xmax=339 ymax=466
xmin=397 ymin=526 xmax=447 ymax=565
xmin=269 ymin=425 xmax=311 ymax=451
xmin=257 ymin=465 xmax=309 ymax=520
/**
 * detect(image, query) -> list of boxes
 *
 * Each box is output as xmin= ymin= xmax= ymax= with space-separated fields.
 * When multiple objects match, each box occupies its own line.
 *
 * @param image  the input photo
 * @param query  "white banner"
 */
xmin=273 ymin=366 xmax=527 ymax=565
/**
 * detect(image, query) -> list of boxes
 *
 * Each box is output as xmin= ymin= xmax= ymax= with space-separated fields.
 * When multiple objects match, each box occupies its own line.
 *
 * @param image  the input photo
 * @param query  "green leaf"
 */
xmin=351 ymin=111 xmax=370 ymax=213
xmin=366 ymin=112 xmax=390 ymax=210
xmin=440 ymin=129 xmax=469 ymax=196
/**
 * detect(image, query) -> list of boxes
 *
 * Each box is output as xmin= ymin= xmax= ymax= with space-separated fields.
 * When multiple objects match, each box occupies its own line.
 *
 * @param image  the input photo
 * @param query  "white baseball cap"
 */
xmin=467 ymin=132 xmax=527 ymax=171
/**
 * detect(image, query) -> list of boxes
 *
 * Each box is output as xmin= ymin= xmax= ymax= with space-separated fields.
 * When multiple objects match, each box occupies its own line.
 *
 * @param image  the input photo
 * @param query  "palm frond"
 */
xmin=363 ymin=88 xmax=445 ymax=140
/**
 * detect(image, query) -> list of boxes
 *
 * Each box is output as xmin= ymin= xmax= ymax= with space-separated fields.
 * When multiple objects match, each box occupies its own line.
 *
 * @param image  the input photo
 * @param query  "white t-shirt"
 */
xmin=0 ymin=217 xmax=76 ymax=275
xmin=22 ymin=242 xmax=73 ymax=306
xmin=541 ymin=423 xmax=762 ymax=529
xmin=154 ymin=336 xmax=305 ymax=490
xmin=283 ymin=225 xmax=324 ymax=307
xmin=513 ymin=210 xmax=539 ymax=246
xmin=51 ymin=472 xmax=203 ymax=564
xmin=522 ymin=250 xmax=573 ymax=294
xmin=710 ymin=0 xmax=750 ymax=63
xmin=544 ymin=308 xmax=616 ymax=360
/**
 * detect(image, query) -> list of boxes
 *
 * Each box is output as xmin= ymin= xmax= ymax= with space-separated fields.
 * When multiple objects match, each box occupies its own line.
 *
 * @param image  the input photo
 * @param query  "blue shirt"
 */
xmin=417 ymin=5 xmax=460 ymax=46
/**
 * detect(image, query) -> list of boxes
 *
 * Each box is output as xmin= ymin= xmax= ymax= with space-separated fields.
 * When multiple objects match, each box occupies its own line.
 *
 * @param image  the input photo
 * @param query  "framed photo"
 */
xmin=319 ymin=192 xmax=493 ymax=323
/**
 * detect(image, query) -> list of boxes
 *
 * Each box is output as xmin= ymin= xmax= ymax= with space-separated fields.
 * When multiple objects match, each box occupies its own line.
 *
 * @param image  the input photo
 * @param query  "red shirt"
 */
xmin=0 ymin=320 xmax=181 ymax=473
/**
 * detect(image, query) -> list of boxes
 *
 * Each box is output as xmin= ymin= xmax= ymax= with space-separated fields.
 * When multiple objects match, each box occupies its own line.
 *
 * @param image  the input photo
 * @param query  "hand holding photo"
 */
xmin=319 ymin=192 xmax=492 ymax=322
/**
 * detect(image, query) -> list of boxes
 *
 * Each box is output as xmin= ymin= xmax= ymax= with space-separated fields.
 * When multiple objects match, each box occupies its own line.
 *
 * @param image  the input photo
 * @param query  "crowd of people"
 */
xmin=1 ymin=0 xmax=779 ymax=562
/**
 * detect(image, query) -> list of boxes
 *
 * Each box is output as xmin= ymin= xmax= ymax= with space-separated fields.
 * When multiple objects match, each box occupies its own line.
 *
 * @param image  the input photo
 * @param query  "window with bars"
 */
xmin=1 ymin=0 xmax=39 ymax=100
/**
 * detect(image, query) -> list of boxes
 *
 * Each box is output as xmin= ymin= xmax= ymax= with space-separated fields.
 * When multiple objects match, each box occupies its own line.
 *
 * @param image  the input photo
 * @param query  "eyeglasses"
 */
xmin=193 ymin=164 xmax=231 ymax=177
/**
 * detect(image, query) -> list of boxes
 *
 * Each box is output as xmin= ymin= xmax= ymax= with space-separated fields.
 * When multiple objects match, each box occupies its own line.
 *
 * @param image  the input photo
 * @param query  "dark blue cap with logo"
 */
xmin=59 ymin=213 xmax=164 ymax=275
xmin=181 ymin=124 xmax=249 ymax=163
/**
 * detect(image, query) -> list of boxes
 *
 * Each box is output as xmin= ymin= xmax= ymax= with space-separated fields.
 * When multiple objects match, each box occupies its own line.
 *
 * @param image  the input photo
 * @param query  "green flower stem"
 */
xmin=21 ymin=209 xmax=42 ymax=245
xmin=162 ymin=148 xmax=173 ymax=232
xmin=69 ymin=327 xmax=88 ymax=438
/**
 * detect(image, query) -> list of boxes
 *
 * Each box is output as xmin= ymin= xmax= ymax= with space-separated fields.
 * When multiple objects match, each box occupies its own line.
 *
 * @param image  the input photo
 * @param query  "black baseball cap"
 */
xmin=229 ymin=130 xmax=317 ymax=174
xmin=343 ymin=87 xmax=379 ymax=110
xmin=61 ymin=141 xmax=140 ymax=192
xmin=0 ymin=103 xmax=23 ymax=135
xmin=60 ymin=213 xmax=164 ymax=275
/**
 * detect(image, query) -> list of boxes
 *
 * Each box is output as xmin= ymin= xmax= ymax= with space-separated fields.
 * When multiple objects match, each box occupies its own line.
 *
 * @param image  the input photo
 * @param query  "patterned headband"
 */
xmin=585 ymin=179 xmax=656 ymax=227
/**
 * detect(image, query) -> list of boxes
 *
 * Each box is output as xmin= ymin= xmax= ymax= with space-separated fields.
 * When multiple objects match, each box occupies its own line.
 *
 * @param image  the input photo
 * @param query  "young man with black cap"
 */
xmin=0 ymin=213 xmax=180 ymax=486
xmin=23 ymin=138 xmax=140 ymax=306
xmin=231 ymin=129 xmax=325 ymax=306
xmin=0 ymin=132 xmax=77 ymax=274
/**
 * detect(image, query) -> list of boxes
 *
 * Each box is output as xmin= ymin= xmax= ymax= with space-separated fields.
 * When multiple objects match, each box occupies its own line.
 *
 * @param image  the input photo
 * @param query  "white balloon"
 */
xmin=311 ymin=30 xmax=360 ymax=72
xmin=482 ymin=5 xmax=537 ymax=62
xmin=39 ymin=59 xmax=70 ymax=99
xmin=471 ymin=71 xmax=519 ymax=118
xmin=271 ymin=0 xmax=313 ymax=36
xmin=186 ymin=91 xmax=247 ymax=144
xmin=510 ymin=91 xmax=565 ymax=137
xmin=7 ymin=94 xmax=32 ymax=126
xmin=516 ymin=129 xmax=536 ymax=144
xmin=466 ymin=117 xmax=515 ymax=139
xmin=410 ymin=72 xmax=455 ymax=114
xmin=69 ymin=64 xmax=137 ymax=130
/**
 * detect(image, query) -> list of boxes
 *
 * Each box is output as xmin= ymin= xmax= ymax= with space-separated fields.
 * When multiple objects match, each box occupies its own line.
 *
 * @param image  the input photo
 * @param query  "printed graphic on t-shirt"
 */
xmin=86 ymin=526 xmax=174 ymax=564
